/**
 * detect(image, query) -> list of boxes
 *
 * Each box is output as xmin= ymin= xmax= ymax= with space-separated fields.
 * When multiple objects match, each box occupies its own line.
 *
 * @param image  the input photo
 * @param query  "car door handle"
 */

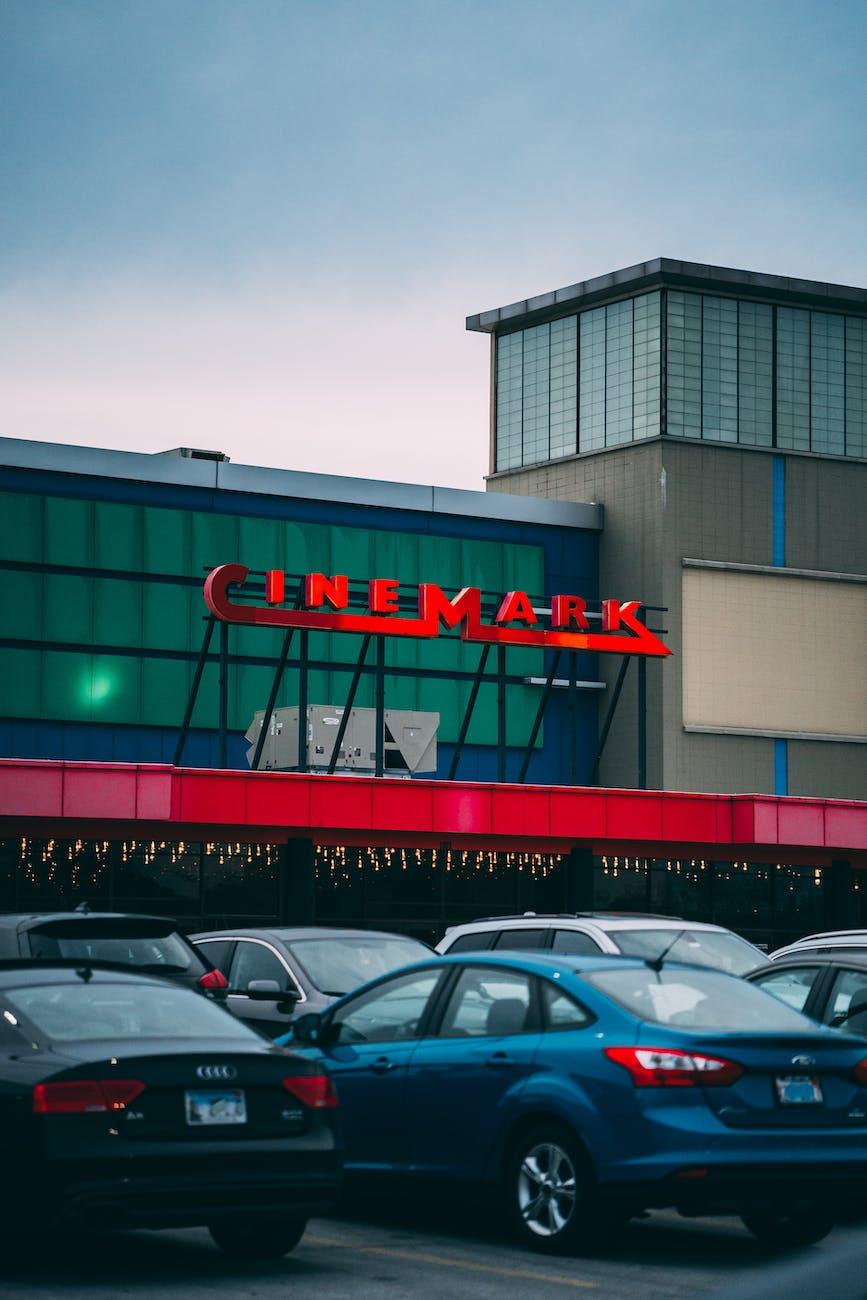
xmin=485 ymin=1052 xmax=513 ymax=1069
xmin=369 ymin=1056 xmax=395 ymax=1073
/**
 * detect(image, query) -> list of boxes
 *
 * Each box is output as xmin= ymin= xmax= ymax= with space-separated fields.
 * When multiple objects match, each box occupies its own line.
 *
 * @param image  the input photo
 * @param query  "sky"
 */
xmin=1 ymin=0 xmax=865 ymax=490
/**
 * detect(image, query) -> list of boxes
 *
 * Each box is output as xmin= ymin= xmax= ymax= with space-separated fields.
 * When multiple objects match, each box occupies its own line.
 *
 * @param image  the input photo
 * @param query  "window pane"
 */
xmin=633 ymin=291 xmax=661 ymax=440
xmin=493 ymin=927 xmax=547 ymax=950
xmin=824 ymin=969 xmax=867 ymax=1036
xmin=541 ymin=982 xmax=592 ymax=1028
xmin=229 ymin=940 xmax=292 ymax=992
xmin=333 ymin=970 xmax=441 ymax=1044
xmin=777 ymin=307 xmax=811 ymax=451
xmin=495 ymin=331 xmax=523 ymax=471
xmin=810 ymin=313 xmax=845 ymax=455
xmin=445 ymin=931 xmax=497 ymax=953
xmin=551 ymin=929 xmax=602 ymax=955
xmin=438 ymin=966 xmax=534 ymax=1037
xmin=846 ymin=317 xmax=866 ymax=458
xmin=579 ymin=306 xmax=606 ymax=452
xmin=588 ymin=967 xmax=812 ymax=1031
xmin=752 ymin=966 xmax=820 ymax=1012
xmin=605 ymin=298 xmax=633 ymax=446
xmin=702 ymin=297 xmax=738 ymax=443
xmin=549 ymin=315 xmax=578 ymax=458
xmin=738 ymin=301 xmax=773 ymax=447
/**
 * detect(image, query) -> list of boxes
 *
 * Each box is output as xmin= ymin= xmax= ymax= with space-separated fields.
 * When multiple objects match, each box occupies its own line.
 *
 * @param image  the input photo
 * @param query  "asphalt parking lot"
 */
xmin=3 ymin=1202 xmax=866 ymax=1300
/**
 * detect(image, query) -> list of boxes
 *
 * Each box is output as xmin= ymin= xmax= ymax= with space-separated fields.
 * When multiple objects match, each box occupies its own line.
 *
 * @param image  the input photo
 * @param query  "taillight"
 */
xmin=853 ymin=1059 xmax=867 ymax=1086
xmin=282 ymin=1075 xmax=339 ymax=1109
xmin=604 ymin=1047 xmax=743 ymax=1088
xmin=198 ymin=968 xmax=229 ymax=990
xmin=33 ymin=1079 xmax=146 ymax=1114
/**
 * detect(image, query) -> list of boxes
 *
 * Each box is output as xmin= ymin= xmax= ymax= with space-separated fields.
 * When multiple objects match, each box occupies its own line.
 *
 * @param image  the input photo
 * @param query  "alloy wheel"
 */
xmin=517 ymin=1141 xmax=577 ymax=1238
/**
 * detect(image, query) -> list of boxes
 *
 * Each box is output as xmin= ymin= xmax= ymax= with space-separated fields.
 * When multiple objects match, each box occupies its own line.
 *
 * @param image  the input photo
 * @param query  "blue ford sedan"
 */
xmin=280 ymin=953 xmax=867 ymax=1252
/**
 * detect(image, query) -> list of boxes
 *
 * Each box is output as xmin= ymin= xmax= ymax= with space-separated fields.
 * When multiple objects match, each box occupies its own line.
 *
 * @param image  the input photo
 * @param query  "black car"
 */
xmin=0 ymin=909 xmax=228 ymax=994
xmin=191 ymin=927 xmax=431 ymax=1036
xmin=749 ymin=953 xmax=867 ymax=1036
xmin=0 ymin=961 xmax=341 ymax=1256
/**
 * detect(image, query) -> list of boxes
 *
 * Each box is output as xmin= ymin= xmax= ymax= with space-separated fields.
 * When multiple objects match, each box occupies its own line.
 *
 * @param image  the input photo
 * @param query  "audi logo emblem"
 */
xmin=196 ymin=1064 xmax=238 ymax=1081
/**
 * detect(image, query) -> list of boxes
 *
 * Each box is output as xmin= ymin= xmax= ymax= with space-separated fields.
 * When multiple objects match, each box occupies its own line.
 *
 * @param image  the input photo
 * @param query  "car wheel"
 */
xmin=208 ymin=1215 xmax=307 ymax=1259
xmin=741 ymin=1207 xmax=834 ymax=1249
xmin=505 ymin=1126 xmax=597 ymax=1254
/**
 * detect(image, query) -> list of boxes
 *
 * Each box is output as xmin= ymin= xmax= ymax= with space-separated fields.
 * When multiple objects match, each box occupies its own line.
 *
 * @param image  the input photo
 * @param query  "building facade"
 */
xmin=471 ymin=259 xmax=867 ymax=800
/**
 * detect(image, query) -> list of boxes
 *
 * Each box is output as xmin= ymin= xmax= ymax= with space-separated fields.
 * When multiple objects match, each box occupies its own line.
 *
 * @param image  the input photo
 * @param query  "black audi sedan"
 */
xmin=0 ymin=961 xmax=342 ymax=1257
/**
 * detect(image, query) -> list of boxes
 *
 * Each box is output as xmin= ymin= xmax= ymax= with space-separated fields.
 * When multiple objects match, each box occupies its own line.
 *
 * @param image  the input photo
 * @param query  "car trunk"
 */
xmin=638 ymin=1027 xmax=867 ymax=1129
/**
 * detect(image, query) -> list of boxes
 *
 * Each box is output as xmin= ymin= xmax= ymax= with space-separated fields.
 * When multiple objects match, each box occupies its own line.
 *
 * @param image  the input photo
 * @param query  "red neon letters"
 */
xmin=204 ymin=566 xmax=671 ymax=658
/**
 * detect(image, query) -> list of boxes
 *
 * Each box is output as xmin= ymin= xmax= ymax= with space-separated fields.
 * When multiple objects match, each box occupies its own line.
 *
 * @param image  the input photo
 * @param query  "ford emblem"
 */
xmin=196 ymin=1064 xmax=238 ymax=1081
xmin=791 ymin=1055 xmax=815 ymax=1069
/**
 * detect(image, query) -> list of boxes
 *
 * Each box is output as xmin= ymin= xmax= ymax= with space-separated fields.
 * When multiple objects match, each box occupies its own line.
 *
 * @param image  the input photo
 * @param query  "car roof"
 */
xmin=191 ymin=927 xmax=426 ymax=943
xmin=416 ymin=951 xmax=733 ymax=978
xmin=0 ymin=960 xmax=175 ymax=989
xmin=445 ymin=915 xmax=730 ymax=934
xmin=755 ymin=952 xmax=867 ymax=971
xmin=0 ymin=911 xmax=181 ymax=928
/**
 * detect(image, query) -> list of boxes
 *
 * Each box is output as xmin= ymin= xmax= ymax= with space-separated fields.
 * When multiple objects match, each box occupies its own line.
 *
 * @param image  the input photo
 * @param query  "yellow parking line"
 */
xmin=305 ymin=1234 xmax=597 ymax=1289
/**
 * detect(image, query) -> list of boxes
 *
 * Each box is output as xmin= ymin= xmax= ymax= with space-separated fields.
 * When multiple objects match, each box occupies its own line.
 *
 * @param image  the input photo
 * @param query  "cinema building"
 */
xmin=0 ymin=260 xmax=865 ymax=947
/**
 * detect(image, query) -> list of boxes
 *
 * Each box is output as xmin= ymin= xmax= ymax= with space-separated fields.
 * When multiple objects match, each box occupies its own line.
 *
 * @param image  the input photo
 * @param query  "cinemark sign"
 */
xmin=204 ymin=566 xmax=670 ymax=657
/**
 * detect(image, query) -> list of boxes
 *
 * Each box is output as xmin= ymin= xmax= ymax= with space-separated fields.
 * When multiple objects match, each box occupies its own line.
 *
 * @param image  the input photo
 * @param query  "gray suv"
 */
xmin=191 ymin=926 xmax=430 ymax=1036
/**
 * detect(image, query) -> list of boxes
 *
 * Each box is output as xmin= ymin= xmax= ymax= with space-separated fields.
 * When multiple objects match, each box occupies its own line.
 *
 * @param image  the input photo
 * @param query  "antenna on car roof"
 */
xmin=74 ymin=901 xmax=91 ymax=915
xmin=75 ymin=965 xmax=93 ymax=982
xmin=645 ymin=929 xmax=687 ymax=975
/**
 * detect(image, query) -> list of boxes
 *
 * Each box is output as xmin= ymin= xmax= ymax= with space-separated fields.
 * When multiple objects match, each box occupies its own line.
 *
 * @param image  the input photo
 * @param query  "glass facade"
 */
xmin=494 ymin=291 xmax=866 ymax=469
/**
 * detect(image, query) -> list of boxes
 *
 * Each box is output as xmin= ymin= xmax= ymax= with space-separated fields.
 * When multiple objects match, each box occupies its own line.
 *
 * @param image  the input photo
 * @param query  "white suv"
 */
xmin=436 ymin=912 xmax=767 ymax=975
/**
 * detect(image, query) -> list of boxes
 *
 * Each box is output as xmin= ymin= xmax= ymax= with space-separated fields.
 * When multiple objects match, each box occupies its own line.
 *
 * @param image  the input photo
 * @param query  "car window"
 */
xmin=551 ymin=929 xmax=602 ymax=956
xmin=229 ymin=941 xmax=292 ymax=994
xmin=824 ymin=969 xmax=867 ymax=1036
xmin=7 ymin=981 xmax=262 ymax=1043
xmin=194 ymin=938 xmax=234 ymax=975
xmin=493 ymin=928 xmax=547 ymax=951
xmin=587 ymin=967 xmax=815 ymax=1031
xmin=287 ymin=935 xmax=428 ymax=996
xmin=437 ymin=967 xmax=536 ymax=1038
xmin=26 ymin=929 xmax=201 ymax=974
xmin=444 ymin=932 xmax=497 ymax=954
xmin=751 ymin=966 xmax=820 ymax=1013
xmin=613 ymin=929 xmax=764 ymax=975
xmin=332 ymin=970 xmax=442 ymax=1045
xmin=541 ymin=982 xmax=592 ymax=1029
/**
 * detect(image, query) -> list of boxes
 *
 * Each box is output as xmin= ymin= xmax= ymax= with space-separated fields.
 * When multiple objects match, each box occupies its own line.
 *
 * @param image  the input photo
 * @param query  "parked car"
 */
xmin=0 ymin=959 xmax=341 ymax=1255
xmin=279 ymin=950 xmax=867 ymax=1252
xmin=772 ymin=931 xmax=867 ymax=961
xmin=0 ymin=909 xmax=228 ymax=994
xmin=436 ymin=912 xmax=767 ymax=975
xmin=749 ymin=953 xmax=867 ymax=1037
xmin=190 ymin=927 xmax=431 ymax=1036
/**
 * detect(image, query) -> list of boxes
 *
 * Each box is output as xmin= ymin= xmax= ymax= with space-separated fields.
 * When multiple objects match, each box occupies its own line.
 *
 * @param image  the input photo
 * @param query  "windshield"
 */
xmin=6 ymin=980 xmax=258 ymax=1043
xmin=587 ymin=967 xmax=814 ymax=1031
xmin=287 ymin=935 xmax=430 ymax=996
xmin=612 ymin=928 xmax=765 ymax=976
xmin=27 ymin=930 xmax=201 ymax=974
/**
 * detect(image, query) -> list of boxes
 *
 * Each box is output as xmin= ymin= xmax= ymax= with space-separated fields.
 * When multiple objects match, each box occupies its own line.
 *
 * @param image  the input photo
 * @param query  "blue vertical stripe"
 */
xmin=772 ymin=455 xmax=786 ymax=567
xmin=772 ymin=455 xmax=787 ymax=793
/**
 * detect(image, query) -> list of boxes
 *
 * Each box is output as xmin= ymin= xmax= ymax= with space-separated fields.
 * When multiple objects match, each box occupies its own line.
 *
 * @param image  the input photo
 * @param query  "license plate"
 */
xmin=775 ymin=1075 xmax=823 ymax=1105
xmin=184 ymin=1088 xmax=247 ymax=1126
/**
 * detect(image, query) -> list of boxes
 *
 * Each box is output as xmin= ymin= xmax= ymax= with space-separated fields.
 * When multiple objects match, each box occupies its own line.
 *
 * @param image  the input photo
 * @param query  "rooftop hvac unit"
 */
xmin=245 ymin=705 xmax=439 ymax=776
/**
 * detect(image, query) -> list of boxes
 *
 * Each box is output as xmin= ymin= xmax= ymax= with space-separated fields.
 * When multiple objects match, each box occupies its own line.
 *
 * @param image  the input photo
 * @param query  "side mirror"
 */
xmin=247 ymin=979 xmax=300 ymax=1003
xmin=290 ymin=1011 xmax=325 ymax=1043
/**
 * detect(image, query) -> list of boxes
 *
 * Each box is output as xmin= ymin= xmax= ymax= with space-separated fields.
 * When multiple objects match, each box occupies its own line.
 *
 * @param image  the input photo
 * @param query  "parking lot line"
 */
xmin=305 ymin=1234 xmax=597 ymax=1289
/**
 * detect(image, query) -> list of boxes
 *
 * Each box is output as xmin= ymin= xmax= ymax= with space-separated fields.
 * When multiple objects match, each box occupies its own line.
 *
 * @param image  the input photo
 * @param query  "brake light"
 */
xmin=853 ymin=1059 xmax=867 ymax=1086
xmin=198 ymin=969 xmax=229 ymax=990
xmin=604 ymin=1047 xmax=743 ymax=1088
xmin=282 ymin=1075 xmax=339 ymax=1109
xmin=33 ymin=1079 xmax=146 ymax=1114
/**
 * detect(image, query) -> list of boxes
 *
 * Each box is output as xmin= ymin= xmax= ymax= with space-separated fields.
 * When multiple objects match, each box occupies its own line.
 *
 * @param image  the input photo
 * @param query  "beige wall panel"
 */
xmin=682 ymin=569 xmax=867 ymax=738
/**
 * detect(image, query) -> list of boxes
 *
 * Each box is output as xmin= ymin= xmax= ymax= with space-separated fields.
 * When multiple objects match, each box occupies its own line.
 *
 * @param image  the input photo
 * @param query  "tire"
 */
xmin=741 ymin=1207 xmax=834 ymax=1249
xmin=505 ymin=1125 xmax=599 ymax=1254
xmin=208 ymin=1215 xmax=307 ymax=1260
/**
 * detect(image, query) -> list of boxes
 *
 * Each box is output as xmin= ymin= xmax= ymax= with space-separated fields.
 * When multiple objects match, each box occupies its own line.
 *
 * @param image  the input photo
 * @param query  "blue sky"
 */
xmin=1 ymin=0 xmax=865 ymax=487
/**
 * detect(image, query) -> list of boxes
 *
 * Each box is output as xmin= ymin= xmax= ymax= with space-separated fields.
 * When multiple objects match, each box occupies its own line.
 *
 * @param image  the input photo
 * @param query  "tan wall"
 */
xmin=682 ymin=568 xmax=867 ymax=738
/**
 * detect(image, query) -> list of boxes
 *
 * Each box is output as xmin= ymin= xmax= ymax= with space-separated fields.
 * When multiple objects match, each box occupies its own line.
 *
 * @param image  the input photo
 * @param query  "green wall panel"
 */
xmin=42 ymin=575 xmax=92 ymax=645
xmin=5 ymin=570 xmax=42 ymax=640
xmin=143 ymin=506 xmax=190 ymax=575
xmin=90 ymin=654 xmax=141 ymax=725
xmin=44 ymin=497 xmax=92 ymax=567
xmin=94 ymin=502 xmax=143 ymax=571
xmin=0 ymin=648 xmax=41 ymax=718
xmin=141 ymin=658 xmax=191 ymax=727
xmin=0 ymin=491 xmax=43 ymax=562
xmin=93 ymin=578 xmax=142 ymax=649
xmin=142 ymin=584 xmax=193 ymax=651
xmin=41 ymin=650 xmax=93 ymax=721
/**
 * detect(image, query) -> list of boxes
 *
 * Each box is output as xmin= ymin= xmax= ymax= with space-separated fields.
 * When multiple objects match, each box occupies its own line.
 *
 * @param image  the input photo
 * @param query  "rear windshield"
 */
xmin=587 ymin=967 xmax=814 ymax=1031
xmin=27 ymin=928 xmax=202 ymax=975
xmin=612 ymin=929 xmax=765 ymax=976
xmin=5 ymin=981 xmax=257 ymax=1043
xmin=287 ymin=936 xmax=430 ymax=996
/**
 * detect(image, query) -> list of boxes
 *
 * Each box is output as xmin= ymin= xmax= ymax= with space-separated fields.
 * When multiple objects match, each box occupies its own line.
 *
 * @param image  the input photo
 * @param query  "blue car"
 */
xmin=280 ymin=952 xmax=867 ymax=1252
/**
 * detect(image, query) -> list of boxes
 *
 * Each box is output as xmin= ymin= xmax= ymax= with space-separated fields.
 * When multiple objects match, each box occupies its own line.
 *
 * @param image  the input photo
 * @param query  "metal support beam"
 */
xmin=448 ymin=644 xmax=491 ymax=781
xmin=374 ymin=635 xmax=386 ymax=777
xmin=250 ymin=627 xmax=296 ymax=772
xmin=591 ymin=656 xmax=631 ymax=784
xmin=218 ymin=619 xmax=229 ymax=769
xmin=173 ymin=615 xmax=216 ymax=767
xmin=497 ymin=646 xmax=507 ymax=783
xmin=297 ymin=629 xmax=309 ymax=773
xmin=327 ymin=634 xmax=372 ymax=774
xmin=638 ymin=656 xmax=647 ymax=790
xmin=518 ymin=650 xmax=561 ymax=784
xmin=568 ymin=651 xmax=578 ymax=786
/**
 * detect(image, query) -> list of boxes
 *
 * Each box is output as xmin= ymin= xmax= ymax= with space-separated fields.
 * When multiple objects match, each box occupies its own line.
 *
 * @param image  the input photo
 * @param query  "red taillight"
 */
xmin=33 ymin=1079 xmax=146 ymax=1114
xmin=853 ymin=1059 xmax=867 ymax=1086
xmin=604 ymin=1047 xmax=743 ymax=1088
xmin=198 ymin=968 xmax=229 ymax=990
xmin=282 ymin=1075 xmax=339 ymax=1109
